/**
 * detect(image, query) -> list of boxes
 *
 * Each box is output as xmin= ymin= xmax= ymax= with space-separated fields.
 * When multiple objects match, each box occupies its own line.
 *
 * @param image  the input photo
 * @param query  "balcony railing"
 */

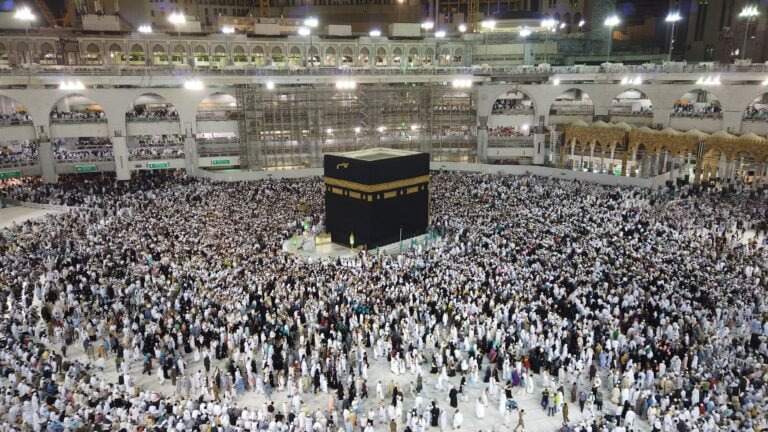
xmin=0 ymin=119 xmax=33 ymax=127
xmin=670 ymin=111 xmax=723 ymax=119
xmin=1 ymin=62 xmax=767 ymax=78
xmin=50 ymin=117 xmax=108 ymax=124
xmin=196 ymin=111 xmax=241 ymax=121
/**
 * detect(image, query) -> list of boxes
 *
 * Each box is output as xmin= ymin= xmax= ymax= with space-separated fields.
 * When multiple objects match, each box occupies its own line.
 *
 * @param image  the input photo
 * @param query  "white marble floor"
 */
xmin=0 ymin=205 xmax=61 ymax=228
xmin=55 ymin=336 xmax=650 ymax=432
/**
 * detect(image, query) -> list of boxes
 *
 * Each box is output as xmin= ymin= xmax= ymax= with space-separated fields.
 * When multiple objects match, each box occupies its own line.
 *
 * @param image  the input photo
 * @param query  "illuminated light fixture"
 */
xmin=633 ymin=76 xmax=642 ymax=85
xmin=604 ymin=15 xmax=620 ymax=27
xmin=410 ymin=124 xmax=418 ymax=131
xmin=521 ymin=124 xmax=530 ymax=131
xmin=621 ymin=77 xmax=628 ymax=85
xmin=458 ymin=24 xmax=467 ymax=33
xmin=354 ymin=126 xmax=362 ymax=133
xmin=559 ymin=22 xmax=566 ymax=29
xmin=266 ymin=81 xmax=275 ymax=90
xmin=481 ymin=19 xmax=496 ymax=31
xmin=369 ymin=29 xmax=381 ymax=37
xmin=553 ymin=78 xmax=560 ymax=85
xmin=519 ymin=27 xmax=531 ymax=37
xmin=297 ymin=26 xmax=310 ymax=36
xmin=696 ymin=76 xmax=721 ymax=86
xmin=738 ymin=5 xmax=759 ymax=18
xmin=304 ymin=17 xmax=319 ymax=28
xmin=421 ymin=21 xmax=434 ymax=30
xmin=435 ymin=30 xmax=446 ymax=38
xmin=542 ymin=18 xmax=557 ymax=29
xmin=452 ymin=78 xmax=472 ymax=88
xmin=137 ymin=24 xmax=152 ymax=33
xmin=763 ymin=78 xmax=768 ymax=86
xmin=377 ymin=126 xmax=386 ymax=133
xmin=14 ymin=6 xmax=35 ymax=22
xmin=222 ymin=26 xmax=235 ymax=34
xmin=578 ymin=20 xmax=586 ymax=27
xmin=168 ymin=12 xmax=186 ymax=25
xmin=665 ymin=12 xmax=682 ymax=23
xmin=335 ymin=80 xmax=357 ymax=90
xmin=326 ymin=128 xmax=334 ymax=134
xmin=59 ymin=80 xmax=85 ymax=90
xmin=183 ymin=79 xmax=204 ymax=90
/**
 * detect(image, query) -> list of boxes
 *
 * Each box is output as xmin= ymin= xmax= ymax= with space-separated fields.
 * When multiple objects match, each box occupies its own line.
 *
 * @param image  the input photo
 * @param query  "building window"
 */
xmin=694 ymin=1 xmax=708 ymax=41
xmin=704 ymin=44 xmax=714 ymax=60
xmin=548 ymin=0 xmax=556 ymax=7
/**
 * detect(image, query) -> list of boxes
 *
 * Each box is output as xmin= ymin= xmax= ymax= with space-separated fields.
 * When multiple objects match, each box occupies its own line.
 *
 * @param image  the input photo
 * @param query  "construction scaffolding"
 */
xmin=237 ymin=83 xmax=477 ymax=170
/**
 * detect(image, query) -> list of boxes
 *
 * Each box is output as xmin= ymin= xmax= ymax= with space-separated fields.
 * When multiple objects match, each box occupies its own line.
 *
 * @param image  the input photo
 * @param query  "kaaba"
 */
xmin=324 ymin=148 xmax=430 ymax=249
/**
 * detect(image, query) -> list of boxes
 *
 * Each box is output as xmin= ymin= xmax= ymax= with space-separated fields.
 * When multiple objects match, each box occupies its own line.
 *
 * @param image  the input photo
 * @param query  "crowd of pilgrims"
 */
xmin=0 ymin=170 xmax=767 ymax=432
xmin=0 ymin=140 xmax=39 ymax=166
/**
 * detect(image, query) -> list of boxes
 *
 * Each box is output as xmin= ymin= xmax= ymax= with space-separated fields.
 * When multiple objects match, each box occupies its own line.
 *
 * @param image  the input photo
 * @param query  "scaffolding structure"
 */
xmin=237 ymin=83 xmax=476 ymax=170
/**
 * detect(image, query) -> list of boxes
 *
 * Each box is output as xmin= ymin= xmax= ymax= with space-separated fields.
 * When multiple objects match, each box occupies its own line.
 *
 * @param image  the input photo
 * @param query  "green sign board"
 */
xmin=211 ymin=159 xmax=231 ymax=165
xmin=75 ymin=165 xmax=97 ymax=173
xmin=147 ymin=162 xmax=170 ymax=169
xmin=0 ymin=170 xmax=22 ymax=179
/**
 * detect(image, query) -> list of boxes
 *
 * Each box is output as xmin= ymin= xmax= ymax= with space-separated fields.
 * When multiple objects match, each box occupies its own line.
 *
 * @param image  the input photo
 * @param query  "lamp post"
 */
xmin=138 ymin=24 xmax=152 ymax=65
xmin=519 ymin=27 xmax=531 ymax=65
xmin=397 ymin=0 xmax=405 ymax=22
xmin=298 ymin=26 xmax=311 ymax=67
xmin=421 ymin=21 xmax=434 ymax=67
xmin=541 ymin=18 xmax=557 ymax=63
xmin=665 ymin=12 xmax=681 ymax=62
xmin=304 ymin=17 xmax=318 ymax=67
xmin=222 ymin=25 xmax=235 ymax=66
xmin=481 ymin=19 xmax=495 ymax=65
xmin=435 ymin=30 xmax=445 ymax=65
xmin=14 ymin=7 xmax=35 ymax=66
xmin=604 ymin=15 xmax=620 ymax=62
xmin=169 ymin=12 xmax=185 ymax=38
xmin=738 ymin=5 xmax=759 ymax=60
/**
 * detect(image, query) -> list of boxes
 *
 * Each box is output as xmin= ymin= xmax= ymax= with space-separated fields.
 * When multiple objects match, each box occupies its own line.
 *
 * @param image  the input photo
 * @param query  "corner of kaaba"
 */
xmin=323 ymin=148 xmax=430 ymax=249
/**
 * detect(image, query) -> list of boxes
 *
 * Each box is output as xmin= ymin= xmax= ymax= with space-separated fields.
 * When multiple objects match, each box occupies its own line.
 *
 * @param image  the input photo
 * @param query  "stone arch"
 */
xmin=0 ymin=94 xmax=34 ymax=125
xmin=253 ymin=46 xmax=265 ymax=55
xmin=50 ymin=93 xmax=107 ymax=124
xmin=671 ymin=89 xmax=721 ymax=116
xmin=610 ymin=88 xmax=653 ymax=116
xmin=197 ymin=91 xmax=238 ymax=120
xmin=130 ymin=43 xmax=144 ymax=54
xmin=549 ymin=88 xmax=594 ymax=116
xmin=563 ymin=12 xmax=571 ymax=25
xmin=324 ymin=47 xmax=336 ymax=66
xmin=194 ymin=45 xmax=207 ymax=55
xmin=360 ymin=47 xmax=370 ymax=65
xmin=39 ymin=42 xmax=55 ymax=56
xmin=490 ymin=89 xmax=537 ymax=114
xmin=454 ymin=48 xmax=464 ymax=63
xmin=743 ymin=92 xmax=768 ymax=121
xmin=289 ymin=46 xmax=301 ymax=55
xmin=341 ymin=47 xmax=353 ymax=65
xmin=213 ymin=45 xmax=226 ymax=55
xmin=376 ymin=47 xmax=387 ymax=65
xmin=152 ymin=44 xmax=165 ymax=54
xmin=125 ymin=93 xmax=178 ymax=122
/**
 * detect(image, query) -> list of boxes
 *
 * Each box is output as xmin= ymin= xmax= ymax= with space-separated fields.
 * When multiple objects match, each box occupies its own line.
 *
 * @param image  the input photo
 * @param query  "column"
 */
xmin=184 ymin=136 xmax=198 ymax=176
xmin=588 ymin=144 xmax=595 ymax=171
xmin=112 ymin=136 xmax=131 ymax=181
xmin=477 ymin=124 xmax=489 ymax=164
xmin=533 ymin=130 xmax=545 ymax=165
xmin=38 ymin=140 xmax=57 ymax=184
xmin=609 ymin=145 xmax=616 ymax=174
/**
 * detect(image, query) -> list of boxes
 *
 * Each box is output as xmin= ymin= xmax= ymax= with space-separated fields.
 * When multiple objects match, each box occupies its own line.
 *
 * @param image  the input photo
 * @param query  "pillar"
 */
xmin=588 ymin=144 xmax=595 ymax=171
xmin=184 ymin=136 xmax=198 ymax=175
xmin=477 ymin=125 xmax=489 ymax=164
xmin=38 ymin=140 xmax=57 ymax=184
xmin=533 ymin=131 xmax=545 ymax=165
xmin=111 ymin=136 xmax=130 ymax=181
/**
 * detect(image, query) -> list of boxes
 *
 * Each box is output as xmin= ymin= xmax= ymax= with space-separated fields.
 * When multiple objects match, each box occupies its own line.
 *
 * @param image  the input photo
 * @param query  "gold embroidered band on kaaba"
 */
xmin=324 ymin=175 xmax=429 ymax=201
xmin=324 ymin=175 xmax=430 ymax=193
